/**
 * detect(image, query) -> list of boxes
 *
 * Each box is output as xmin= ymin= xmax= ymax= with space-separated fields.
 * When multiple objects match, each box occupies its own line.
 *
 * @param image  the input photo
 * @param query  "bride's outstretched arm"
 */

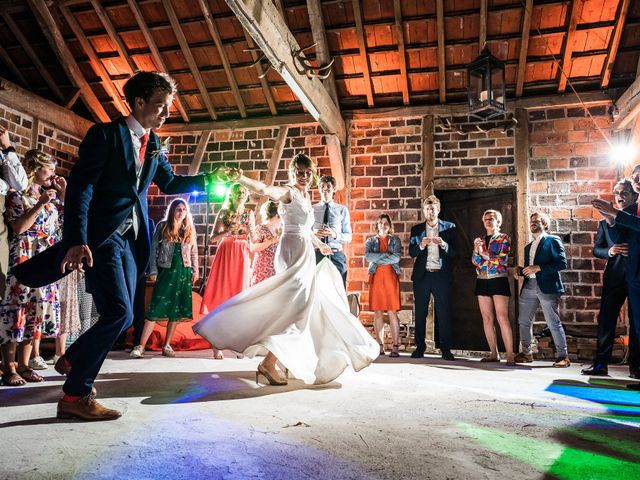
xmin=233 ymin=171 xmax=292 ymax=204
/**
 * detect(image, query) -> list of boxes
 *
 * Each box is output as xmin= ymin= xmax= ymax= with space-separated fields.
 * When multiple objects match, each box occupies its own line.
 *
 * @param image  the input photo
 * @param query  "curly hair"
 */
xmin=123 ymin=71 xmax=177 ymax=109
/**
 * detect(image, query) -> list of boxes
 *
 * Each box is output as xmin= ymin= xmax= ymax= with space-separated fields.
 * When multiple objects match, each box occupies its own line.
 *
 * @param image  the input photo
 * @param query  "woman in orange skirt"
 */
xmin=199 ymin=183 xmax=254 ymax=359
xmin=365 ymin=214 xmax=402 ymax=357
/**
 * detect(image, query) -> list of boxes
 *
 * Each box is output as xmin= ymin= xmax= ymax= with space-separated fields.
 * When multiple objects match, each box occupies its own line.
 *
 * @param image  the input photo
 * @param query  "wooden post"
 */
xmin=422 ymin=115 xmax=435 ymax=197
xmin=515 ymin=108 xmax=530 ymax=269
xmin=188 ymin=131 xmax=212 ymax=176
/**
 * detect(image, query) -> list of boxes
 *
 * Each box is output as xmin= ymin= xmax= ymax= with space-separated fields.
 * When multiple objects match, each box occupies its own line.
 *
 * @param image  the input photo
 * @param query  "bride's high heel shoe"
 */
xmin=256 ymin=363 xmax=288 ymax=386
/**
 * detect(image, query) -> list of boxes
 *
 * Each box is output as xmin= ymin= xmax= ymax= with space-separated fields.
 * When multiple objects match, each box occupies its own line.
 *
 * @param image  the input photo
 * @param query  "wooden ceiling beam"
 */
xmin=225 ymin=0 xmax=345 ymax=144
xmin=2 ymin=12 xmax=65 ymax=102
xmin=600 ymin=0 xmax=631 ymax=89
xmin=90 ymin=0 xmax=137 ymax=74
xmin=557 ymin=0 xmax=583 ymax=93
xmin=436 ymin=0 xmax=446 ymax=103
xmin=196 ymin=0 xmax=246 ymax=118
xmin=613 ymin=75 xmax=640 ymax=130
xmin=351 ymin=0 xmax=374 ymax=107
xmin=307 ymin=0 xmax=339 ymax=106
xmin=26 ymin=0 xmax=109 ymax=122
xmin=243 ymin=31 xmax=278 ymax=116
xmin=479 ymin=0 xmax=487 ymax=48
xmin=161 ymin=0 xmax=217 ymax=120
xmin=125 ymin=0 xmax=189 ymax=122
xmin=515 ymin=0 xmax=533 ymax=97
xmin=393 ymin=0 xmax=410 ymax=105
xmin=0 ymin=44 xmax=32 ymax=90
xmin=158 ymin=113 xmax=316 ymax=134
xmin=59 ymin=5 xmax=129 ymax=116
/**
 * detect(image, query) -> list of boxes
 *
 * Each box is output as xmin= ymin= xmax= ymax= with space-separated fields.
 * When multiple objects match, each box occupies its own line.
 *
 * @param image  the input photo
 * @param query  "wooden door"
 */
xmin=436 ymin=188 xmax=517 ymax=351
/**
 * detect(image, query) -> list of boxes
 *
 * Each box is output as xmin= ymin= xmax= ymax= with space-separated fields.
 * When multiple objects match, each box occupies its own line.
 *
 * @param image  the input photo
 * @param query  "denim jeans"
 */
xmin=518 ymin=279 xmax=568 ymax=358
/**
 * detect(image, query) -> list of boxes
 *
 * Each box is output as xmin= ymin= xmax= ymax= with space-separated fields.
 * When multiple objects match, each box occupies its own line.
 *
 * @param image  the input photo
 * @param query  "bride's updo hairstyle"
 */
xmin=287 ymin=153 xmax=317 ymax=186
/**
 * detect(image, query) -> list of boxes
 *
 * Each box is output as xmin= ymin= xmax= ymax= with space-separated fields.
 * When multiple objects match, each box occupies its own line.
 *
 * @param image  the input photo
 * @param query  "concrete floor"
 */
xmin=1 ymin=350 xmax=640 ymax=480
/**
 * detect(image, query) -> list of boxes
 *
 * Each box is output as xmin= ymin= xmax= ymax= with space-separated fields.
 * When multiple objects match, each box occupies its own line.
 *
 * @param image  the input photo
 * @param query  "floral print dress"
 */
xmin=0 ymin=189 xmax=62 ymax=344
xmin=250 ymin=224 xmax=277 ymax=286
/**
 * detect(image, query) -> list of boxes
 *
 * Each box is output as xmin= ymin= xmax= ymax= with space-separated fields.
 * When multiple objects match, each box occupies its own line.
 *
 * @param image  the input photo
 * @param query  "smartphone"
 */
xmin=517 ymin=266 xmax=524 ymax=276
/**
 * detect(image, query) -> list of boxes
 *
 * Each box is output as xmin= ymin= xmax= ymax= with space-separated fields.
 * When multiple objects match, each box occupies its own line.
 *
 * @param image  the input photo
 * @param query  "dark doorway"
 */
xmin=436 ymin=188 xmax=517 ymax=351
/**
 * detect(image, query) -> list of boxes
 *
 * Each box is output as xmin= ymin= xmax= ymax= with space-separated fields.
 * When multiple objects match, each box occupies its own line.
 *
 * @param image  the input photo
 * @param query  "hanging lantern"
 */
xmin=467 ymin=46 xmax=506 ymax=120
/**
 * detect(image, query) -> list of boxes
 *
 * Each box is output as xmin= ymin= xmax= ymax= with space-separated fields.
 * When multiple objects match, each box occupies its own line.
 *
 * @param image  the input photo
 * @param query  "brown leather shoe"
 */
xmin=57 ymin=395 xmax=121 ymax=421
xmin=553 ymin=357 xmax=571 ymax=368
xmin=54 ymin=355 xmax=71 ymax=375
xmin=514 ymin=353 xmax=534 ymax=363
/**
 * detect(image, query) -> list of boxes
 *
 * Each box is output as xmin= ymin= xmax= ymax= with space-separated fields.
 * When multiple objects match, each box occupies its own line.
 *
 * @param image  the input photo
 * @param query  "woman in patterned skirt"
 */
xmin=132 ymin=198 xmax=198 ymax=358
xmin=199 ymin=183 xmax=254 ymax=359
xmin=0 ymin=150 xmax=65 ymax=386
xmin=250 ymin=201 xmax=281 ymax=286
xmin=365 ymin=214 xmax=402 ymax=357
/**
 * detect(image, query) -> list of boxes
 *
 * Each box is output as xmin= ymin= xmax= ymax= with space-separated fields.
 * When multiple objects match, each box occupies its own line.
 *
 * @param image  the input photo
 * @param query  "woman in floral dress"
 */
xmin=131 ymin=198 xmax=198 ymax=358
xmin=0 ymin=150 xmax=65 ymax=386
xmin=250 ymin=201 xmax=281 ymax=286
xmin=199 ymin=183 xmax=254 ymax=359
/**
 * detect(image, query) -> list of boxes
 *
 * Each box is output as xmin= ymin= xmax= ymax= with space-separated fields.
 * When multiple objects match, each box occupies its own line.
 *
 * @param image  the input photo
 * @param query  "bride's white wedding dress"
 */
xmin=193 ymin=186 xmax=379 ymax=384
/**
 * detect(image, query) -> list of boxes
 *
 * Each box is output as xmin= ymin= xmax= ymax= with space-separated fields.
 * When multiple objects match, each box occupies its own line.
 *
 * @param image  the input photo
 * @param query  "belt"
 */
xmin=425 ymin=268 xmax=440 ymax=273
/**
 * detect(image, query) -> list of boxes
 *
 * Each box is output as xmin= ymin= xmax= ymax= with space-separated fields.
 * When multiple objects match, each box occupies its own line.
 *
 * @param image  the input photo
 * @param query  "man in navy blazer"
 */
xmin=409 ymin=195 xmax=457 ymax=360
xmin=584 ymin=180 xmax=638 ymax=376
xmin=514 ymin=212 xmax=570 ymax=367
xmin=23 ymin=72 xmax=220 ymax=420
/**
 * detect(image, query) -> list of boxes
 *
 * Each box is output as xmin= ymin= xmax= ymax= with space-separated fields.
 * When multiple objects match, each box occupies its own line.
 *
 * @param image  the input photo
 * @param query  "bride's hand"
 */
xmin=319 ymin=244 xmax=332 ymax=256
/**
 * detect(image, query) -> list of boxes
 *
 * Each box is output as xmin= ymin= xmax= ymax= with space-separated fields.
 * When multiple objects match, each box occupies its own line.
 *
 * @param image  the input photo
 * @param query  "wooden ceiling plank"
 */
xmin=2 ymin=12 xmax=65 ymax=102
xmin=0 ymin=45 xmax=32 ymax=90
xmin=90 ymin=0 xmax=137 ymax=74
xmin=59 ymin=5 xmax=130 ymax=116
xmin=26 ymin=0 xmax=109 ymax=122
xmin=125 ymin=0 xmax=189 ymax=122
xmin=600 ymin=0 xmax=631 ymax=89
xmin=516 ymin=0 xmax=533 ymax=97
xmin=225 ymin=0 xmax=345 ymax=144
xmin=307 ymin=0 xmax=339 ymax=106
xmin=557 ymin=0 xmax=583 ymax=93
xmin=243 ymin=31 xmax=278 ymax=115
xmin=351 ymin=0 xmax=374 ymax=107
xmin=393 ymin=0 xmax=410 ymax=105
xmin=161 ymin=0 xmax=217 ymax=120
xmin=479 ymin=0 xmax=487 ymax=48
xmin=196 ymin=0 xmax=246 ymax=118
xmin=436 ymin=0 xmax=446 ymax=103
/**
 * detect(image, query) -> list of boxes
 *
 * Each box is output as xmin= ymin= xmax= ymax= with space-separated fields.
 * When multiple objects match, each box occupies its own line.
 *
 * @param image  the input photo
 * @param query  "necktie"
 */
xmin=139 ymin=133 xmax=149 ymax=166
xmin=322 ymin=202 xmax=330 ymax=244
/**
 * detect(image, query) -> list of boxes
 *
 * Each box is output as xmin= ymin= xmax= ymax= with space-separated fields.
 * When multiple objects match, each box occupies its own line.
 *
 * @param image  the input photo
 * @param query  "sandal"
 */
xmin=2 ymin=372 xmax=27 ymax=386
xmin=480 ymin=356 xmax=500 ymax=363
xmin=389 ymin=345 xmax=400 ymax=358
xmin=16 ymin=368 xmax=44 ymax=383
xmin=213 ymin=349 xmax=225 ymax=360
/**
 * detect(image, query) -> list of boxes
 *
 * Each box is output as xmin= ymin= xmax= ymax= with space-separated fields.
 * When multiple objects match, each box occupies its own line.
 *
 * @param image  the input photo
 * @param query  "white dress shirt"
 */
xmin=527 ymin=232 xmax=547 ymax=279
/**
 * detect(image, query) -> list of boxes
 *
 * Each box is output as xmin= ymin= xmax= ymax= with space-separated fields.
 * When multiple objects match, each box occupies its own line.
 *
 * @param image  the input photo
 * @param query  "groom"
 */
xmin=17 ymin=72 xmax=220 ymax=420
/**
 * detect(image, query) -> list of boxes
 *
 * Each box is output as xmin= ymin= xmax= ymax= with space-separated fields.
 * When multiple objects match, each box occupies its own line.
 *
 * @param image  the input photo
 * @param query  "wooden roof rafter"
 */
xmin=58 ymin=4 xmax=129 ymax=116
xmin=2 ymin=12 xmax=65 ymax=102
xmin=601 ymin=0 xmax=631 ymax=89
xmin=557 ymin=0 xmax=583 ymax=93
xmin=26 ymin=0 xmax=109 ymax=122
xmin=125 ymin=0 xmax=189 ymax=122
xmin=516 ymin=0 xmax=534 ymax=97
xmin=160 ymin=0 xmax=217 ymax=120
xmin=351 ymin=0 xmax=374 ymax=107
xmin=242 ymin=31 xmax=278 ymax=115
xmin=436 ymin=0 xmax=446 ymax=104
xmin=393 ymin=0 xmax=410 ymax=106
xmin=196 ymin=0 xmax=247 ymax=118
xmin=306 ymin=0 xmax=339 ymax=106
xmin=0 ymin=45 xmax=31 ymax=90
xmin=89 ymin=0 xmax=137 ymax=74
xmin=479 ymin=0 xmax=487 ymax=48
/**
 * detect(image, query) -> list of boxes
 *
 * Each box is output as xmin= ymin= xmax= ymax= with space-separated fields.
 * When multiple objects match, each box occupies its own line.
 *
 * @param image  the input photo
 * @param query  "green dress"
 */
xmin=147 ymin=243 xmax=193 ymax=322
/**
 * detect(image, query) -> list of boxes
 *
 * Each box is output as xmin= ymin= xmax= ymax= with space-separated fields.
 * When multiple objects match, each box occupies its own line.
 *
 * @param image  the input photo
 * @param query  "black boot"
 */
xmin=581 ymin=363 xmax=608 ymax=376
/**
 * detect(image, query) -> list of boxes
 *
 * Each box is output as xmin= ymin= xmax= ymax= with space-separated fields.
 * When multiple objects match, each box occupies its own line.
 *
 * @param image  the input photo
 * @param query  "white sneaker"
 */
xmin=29 ymin=356 xmax=48 ymax=370
xmin=162 ymin=345 xmax=175 ymax=357
xmin=130 ymin=345 xmax=145 ymax=358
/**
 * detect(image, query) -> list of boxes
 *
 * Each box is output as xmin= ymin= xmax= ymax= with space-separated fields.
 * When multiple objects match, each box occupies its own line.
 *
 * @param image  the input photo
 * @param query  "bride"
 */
xmin=193 ymin=153 xmax=379 ymax=385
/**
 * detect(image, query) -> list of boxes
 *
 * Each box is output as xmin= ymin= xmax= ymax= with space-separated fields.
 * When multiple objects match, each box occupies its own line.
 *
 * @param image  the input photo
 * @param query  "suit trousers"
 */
xmin=63 ymin=230 xmax=139 ymax=396
xmin=625 ymin=281 xmax=640 ymax=368
xmin=594 ymin=281 xmax=636 ymax=365
xmin=518 ymin=279 xmax=568 ymax=358
xmin=413 ymin=270 xmax=452 ymax=353
xmin=316 ymin=250 xmax=347 ymax=287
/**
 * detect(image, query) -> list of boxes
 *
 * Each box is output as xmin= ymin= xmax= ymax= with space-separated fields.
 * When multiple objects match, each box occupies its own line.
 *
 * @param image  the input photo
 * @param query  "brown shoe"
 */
xmin=54 ymin=355 xmax=72 ymax=375
xmin=57 ymin=395 xmax=121 ymax=421
xmin=514 ymin=353 xmax=534 ymax=363
xmin=553 ymin=357 xmax=571 ymax=368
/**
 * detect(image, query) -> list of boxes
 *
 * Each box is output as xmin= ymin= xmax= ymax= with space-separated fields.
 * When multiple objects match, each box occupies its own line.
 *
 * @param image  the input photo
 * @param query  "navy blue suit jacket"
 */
xmin=409 ymin=219 xmax=457 ymax=282
xmin=610 ymin=206 xmax=640 ymax=283
xmin=13 ymin=118 xmax=207 ymax=287
xmin=523 ymin=234 xmax=567 ymax=294
xmin=593 ymin=203 xmax=635 ymax=287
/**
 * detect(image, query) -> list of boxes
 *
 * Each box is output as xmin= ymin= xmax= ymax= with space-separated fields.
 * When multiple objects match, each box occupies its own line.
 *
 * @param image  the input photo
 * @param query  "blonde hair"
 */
xmin=260 ymin=200 xmax=279 ymax=222
xmin=482 ymin=209 xmax=503 ymax=225
xmin=162 ymin=198 xmax=195 ymax=244
xmin=222 ymin=183 xmax=248 ymax=212
xmin=422 ymin=194 xmax=441 ymax=209
xmin=531 ymin=211 xmax=551 ymax=231
xmin=24 ymin=149 xmax=56 ymax=190
xmin=287 ymin=153 xmax=317 ymax=186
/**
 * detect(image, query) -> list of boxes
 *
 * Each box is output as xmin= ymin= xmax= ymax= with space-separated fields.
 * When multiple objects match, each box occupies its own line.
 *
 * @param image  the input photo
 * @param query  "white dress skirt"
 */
xmin=193 ymin=187 xmax=379 ymax=384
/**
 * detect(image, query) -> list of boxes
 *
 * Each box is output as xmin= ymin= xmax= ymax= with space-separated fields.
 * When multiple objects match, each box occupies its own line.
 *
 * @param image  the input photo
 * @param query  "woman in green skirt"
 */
xmin=131 ymin=198 xmax=198 ymax=358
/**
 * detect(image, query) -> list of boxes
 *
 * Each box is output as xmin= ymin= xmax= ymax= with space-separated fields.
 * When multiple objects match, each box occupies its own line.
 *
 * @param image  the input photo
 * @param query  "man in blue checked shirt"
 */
xmin=312 ymin=175 xmax=352 ymax=286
